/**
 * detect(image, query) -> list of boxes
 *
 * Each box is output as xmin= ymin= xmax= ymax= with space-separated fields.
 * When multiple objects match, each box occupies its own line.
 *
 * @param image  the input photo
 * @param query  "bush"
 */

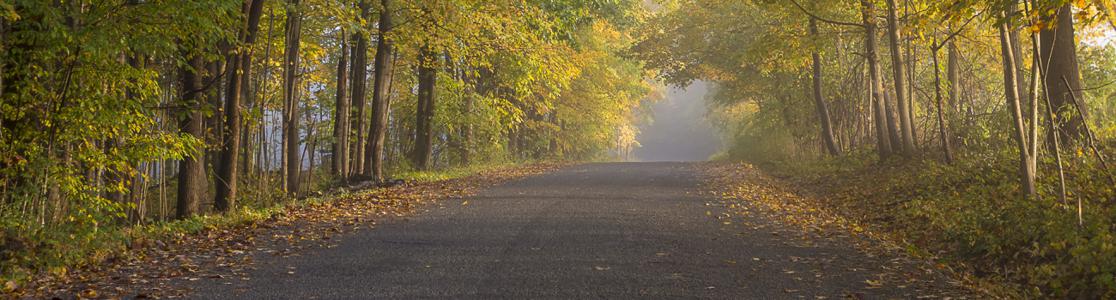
xmin=762 ymin=151 xmax=1116 ymax=298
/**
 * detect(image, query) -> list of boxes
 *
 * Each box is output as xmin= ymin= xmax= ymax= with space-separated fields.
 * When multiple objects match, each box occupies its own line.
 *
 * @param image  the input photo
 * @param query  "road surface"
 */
xmin=192 ymin=162 xmax=966 ymax=299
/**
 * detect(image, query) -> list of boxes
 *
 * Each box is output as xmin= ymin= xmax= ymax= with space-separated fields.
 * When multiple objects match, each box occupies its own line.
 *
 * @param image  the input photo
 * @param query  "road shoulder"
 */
xmin=700 ymin=161 xmax=980 ymax=298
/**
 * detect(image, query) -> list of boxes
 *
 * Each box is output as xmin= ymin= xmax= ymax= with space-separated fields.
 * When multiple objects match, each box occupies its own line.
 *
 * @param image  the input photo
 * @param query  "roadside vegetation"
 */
xmin=0 ymin=0 xmax=649 ymax=292
xmin=632 ymin=0 xmax=1116 ymax=297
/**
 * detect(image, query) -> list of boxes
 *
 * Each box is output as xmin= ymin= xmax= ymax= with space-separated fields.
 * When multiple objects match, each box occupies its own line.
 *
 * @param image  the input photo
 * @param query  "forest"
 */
xmin=634 ymin=0 xmax=1116 ymax=297
xmin=0 ymin=0 xmax=650 ymax=290
xmin=4 ymin=0 xmax=1116 ymax=298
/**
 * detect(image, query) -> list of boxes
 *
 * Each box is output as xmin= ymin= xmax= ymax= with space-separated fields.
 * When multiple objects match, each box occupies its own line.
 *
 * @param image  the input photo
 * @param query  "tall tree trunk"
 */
xmin=884 ymin=0 xmax=915 ymax=153
xmin=1030 ymin=13 xmax=1070 ymax=205
xmin=1008 ymin=3 xmax=1028 ymax=117
xmin=862 ymin=0 xmax=893 ymax=159
xmin=366 ymin=0 xmax=394 ymax=181
xmin=947 ymin=38 xmax=961 ymax=115
xmin=808 ymin=18 xmax=840 ymax=156
xmin=1039 ymin=4 xmax=1087 ymax=146
xmin=216 ymin=0 xmax=266 ymax=213
xmin=349 ymin=0 xmax=371 ymax=177
xmin=412 ymin=48 xmax=436 ymax=170
xmin=332 ymin=30 xmax=350 ymax=177
xmin=241 ymin=4 xmax=272 ymax=179
xmin=999 ymin=15 xmax=1037 ymax=198
xmin=931 ymin=42 xmax=954 ymax=163
xmin=282 ymin=0 xmax=303 ymax=195
xmin=177 ymin=54 xmax=206 ymax=219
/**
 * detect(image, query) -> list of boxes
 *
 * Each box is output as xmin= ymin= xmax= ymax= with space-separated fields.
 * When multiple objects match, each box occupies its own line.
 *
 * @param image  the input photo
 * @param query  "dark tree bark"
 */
xmin=365 ymin=0 xmax=394 ymax=181
xmin=283 ymin=0 xmax=303 ymax=195
xmin=216 ymin=0 xmax=266 ymax=212
xmin=1039 ymin=4 xmax=1087 ymax=145
xmin=349 ymin=0 xmax=371 ymax=177
xmin=332 ymin=30 xmax=350 ymax=177
xmin=412 ymin=48 xmax=436 ymax=170
xmin=240 ymin=5 xmax=273 ymax=179
xmin=808 ymin=18 xmax=840 ymax=157
xmin=884 ymin=0 xmax=914 ymax=153
xmin=177 ymin=54 xmax=206 ymax=219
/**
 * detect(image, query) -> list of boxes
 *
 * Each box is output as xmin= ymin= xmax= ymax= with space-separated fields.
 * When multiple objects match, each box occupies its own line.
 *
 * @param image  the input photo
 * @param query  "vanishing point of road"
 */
xmin=192 ymin=162 xmax=968 ymax=299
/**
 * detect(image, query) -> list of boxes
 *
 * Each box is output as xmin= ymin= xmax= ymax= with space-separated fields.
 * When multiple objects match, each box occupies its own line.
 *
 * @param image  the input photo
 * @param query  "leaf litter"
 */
xmin=11 ymin=164 xmax=563 ymax=299
xmin=700 ymin=162 xmax=977 ymax=299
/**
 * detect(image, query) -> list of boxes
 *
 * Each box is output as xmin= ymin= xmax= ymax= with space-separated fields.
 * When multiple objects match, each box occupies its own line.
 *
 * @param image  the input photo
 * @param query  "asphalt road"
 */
xmin=192 ymin=162 xmax=965 ymax=299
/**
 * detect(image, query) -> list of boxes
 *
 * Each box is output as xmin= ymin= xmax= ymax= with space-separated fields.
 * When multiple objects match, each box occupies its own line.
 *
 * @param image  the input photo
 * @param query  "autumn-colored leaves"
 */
xmin=8 ymin=164 xmax=560 ymax=298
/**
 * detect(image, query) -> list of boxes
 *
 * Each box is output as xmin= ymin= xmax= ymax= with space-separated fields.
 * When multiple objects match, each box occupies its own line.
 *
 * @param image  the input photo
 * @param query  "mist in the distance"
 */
xmin=633 ymin=82 xmax=721 ymax=162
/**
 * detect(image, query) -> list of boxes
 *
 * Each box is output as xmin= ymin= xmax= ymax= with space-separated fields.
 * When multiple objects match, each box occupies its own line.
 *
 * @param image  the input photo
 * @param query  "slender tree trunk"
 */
xmin=366 ymin=0 xmax=394 ymax=181
xmin=884 ymin=0 xmax=914 ymax=153
xmin=1008 ymin=3 xmax=1028 ymax=117
xmin=1039 ymin=4 xmax=1087 ymax=145
xmin=332 ymin=30 xmax=350 ymax=177
xmin=349 ymin=0 xmax=371 ymax=177
xmin=861 ymin=0 xmax=893 ymax=159
xmin=808 ymin=18 xmax=840 ymax=156
xmin=412 ymin=48 xmax=436 ymax=170
xmin=240 ymin=3 xmax=270 ymax=179
xmin=282 ymin=0 xmax=303 ymax=195
xmin=931 ymin=43 xmax=954 ymax=164
xmin=177 ymin=54 xmax=206 ymax=219
xmin=883 ymin=90 xmax=903 ymax=148
xmin=999 ymin=15 xmax=1037 ymax=198
xmin=305 ymin=103 xmax=317 ymax=189
xmin=256 ymin=8 xmax=275 ymax=185
xmin=216 ymin=0 xmax=266 ymax=212
xmin=948 ymin=38 xmax=961 ymax=115
xmin=906 ymin=35 xmax=918 ymax=147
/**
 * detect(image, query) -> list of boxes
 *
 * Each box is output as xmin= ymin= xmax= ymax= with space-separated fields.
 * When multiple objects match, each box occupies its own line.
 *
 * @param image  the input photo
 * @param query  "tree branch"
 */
xmin=788 ymin=0 xmax=865 ymax=28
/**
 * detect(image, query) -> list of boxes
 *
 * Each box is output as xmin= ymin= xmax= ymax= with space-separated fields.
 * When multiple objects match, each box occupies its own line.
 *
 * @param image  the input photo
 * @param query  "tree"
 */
xmin=412 ymin=47 xmax=436 ymax=170
xmin=862 ymin=0 xmax=896 ymax=159
xmin=177 ymin=54 xmax=207 ymax=219
xmin=215 ymin=0 xmax=267 ymax=213
xmin=283 ymin=0 xmax=304 ymax=194
xmin=808 ymin=17 xmax=841 ymax=157
xmin=884 ymin=0 xmax=915 ymax=154
xmin=1039 ymin=3 xmax=1087 ymax=145
xmin=332 ymin=29 xmax=350 ymax=177
xmin=998 ymin=10 xmax=1037 ymax=198
xmin=365 ymin=0 xmax=394 ymax=181
xmin=348 ymin=0 xmax=371 ymax=178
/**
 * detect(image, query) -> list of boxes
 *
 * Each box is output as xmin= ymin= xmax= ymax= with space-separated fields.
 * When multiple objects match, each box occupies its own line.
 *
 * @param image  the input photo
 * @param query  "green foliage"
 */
xmin=0 ymin=0 xmax=652 ymax=288
xmin=764 ymin=151 xmax=1116 ymax=298
xmin=0 ymin=0 xmax=238 ymax=281
xmin=635 ymin=0 xmax=1116 ymax=297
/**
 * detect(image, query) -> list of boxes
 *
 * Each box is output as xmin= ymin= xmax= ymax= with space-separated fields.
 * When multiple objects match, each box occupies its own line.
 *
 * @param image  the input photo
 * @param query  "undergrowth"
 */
xmin=755 ymin=152 xmax=1116 ymax=298
xmin=0 ymin=162 xmax=521 ymax=291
